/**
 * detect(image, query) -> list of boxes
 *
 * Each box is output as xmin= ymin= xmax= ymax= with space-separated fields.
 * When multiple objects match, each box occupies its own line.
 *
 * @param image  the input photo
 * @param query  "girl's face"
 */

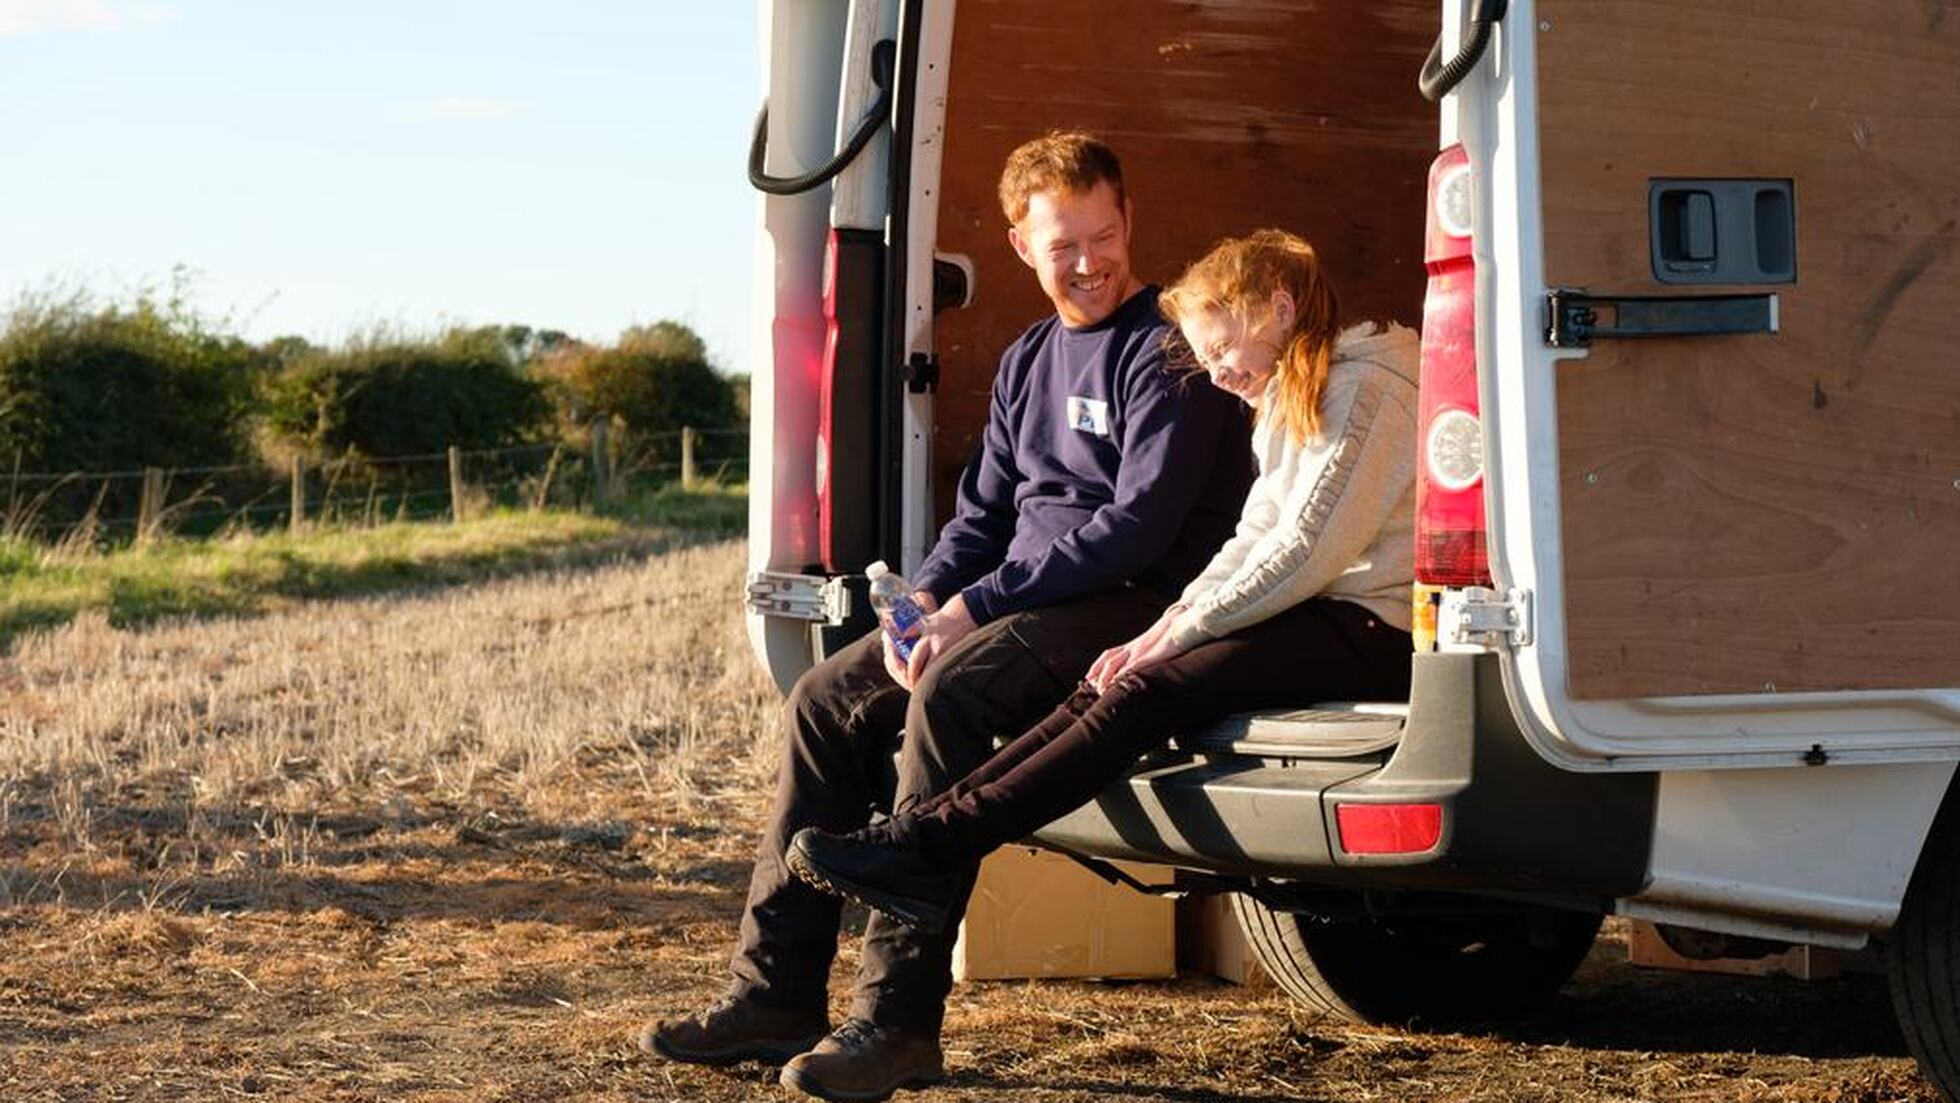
xmin=1180 ymin=297 xmax=1292 ymax=404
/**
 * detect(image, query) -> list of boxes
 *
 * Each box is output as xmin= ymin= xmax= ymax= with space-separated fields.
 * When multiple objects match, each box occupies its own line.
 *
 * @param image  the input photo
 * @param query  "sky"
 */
xmin=0 ymin=0 xmax=762 ymax=372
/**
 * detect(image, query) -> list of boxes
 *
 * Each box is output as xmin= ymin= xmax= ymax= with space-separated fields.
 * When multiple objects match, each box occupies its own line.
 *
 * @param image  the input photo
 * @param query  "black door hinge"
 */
xmin=1547 ymin=289 xmax=1779 ymax=349
xmin=904 ymin=352 xmax=939 ymax=393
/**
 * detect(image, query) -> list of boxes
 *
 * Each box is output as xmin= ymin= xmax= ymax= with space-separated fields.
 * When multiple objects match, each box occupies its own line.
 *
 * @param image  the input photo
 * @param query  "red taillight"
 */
xmin=1335 ymin=802 xmax=1444 ymax=855
xmin=1415 ymin=144 xmax=1493 ymax=588
xmin=817 ymin=229 xmax=841 ymax=563
xmin=816 ymin=228 xmax=884 ymax=572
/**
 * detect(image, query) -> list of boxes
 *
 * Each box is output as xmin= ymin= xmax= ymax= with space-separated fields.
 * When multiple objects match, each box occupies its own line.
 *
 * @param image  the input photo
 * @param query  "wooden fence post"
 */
xmin=591 ymin=420 xmax=614 ymax=507
xmin=448 ymin=445 xmax=466 ymax=522
xmin=136 ymin=467 xmax=164 ymax=545
xmin=681 ymin=426 xmax=697 ymax=490
xmin=289 ymin=457 xmax=306 ymax=535
xmin=532 ymin=444 xmax=563 ymax=511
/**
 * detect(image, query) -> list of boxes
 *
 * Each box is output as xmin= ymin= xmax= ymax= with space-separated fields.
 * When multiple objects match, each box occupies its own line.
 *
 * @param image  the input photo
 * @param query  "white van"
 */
xmin=741 ymin=0 xmax=1960 ymax=1093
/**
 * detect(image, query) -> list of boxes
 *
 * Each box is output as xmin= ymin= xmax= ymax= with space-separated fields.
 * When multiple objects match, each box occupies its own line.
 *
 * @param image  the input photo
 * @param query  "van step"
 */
xmin=1175 ymin=703 xmax=1407 ymax=760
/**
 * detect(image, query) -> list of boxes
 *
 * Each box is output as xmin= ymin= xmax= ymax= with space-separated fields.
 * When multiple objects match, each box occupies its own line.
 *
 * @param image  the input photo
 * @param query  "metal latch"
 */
xmin=745 ymin=571 xmax=852 ymax=624
xmin=1441 ymin=586 xmax=1533 ymax=649
xmin=904 ymin=352 xmax=940 ymax=394
xmin=1546 ymin=289 xmax=1778 ymax=349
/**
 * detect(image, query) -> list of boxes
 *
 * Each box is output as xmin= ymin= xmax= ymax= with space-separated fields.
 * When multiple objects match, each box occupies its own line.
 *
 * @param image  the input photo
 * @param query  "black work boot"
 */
xmin=786 ymin=823 xmax=961 ymax=935
xmin=638 ymin=994 xmax=828 ymax=1066
xmin=779 ymin=1018 xmax=945 ymax=1101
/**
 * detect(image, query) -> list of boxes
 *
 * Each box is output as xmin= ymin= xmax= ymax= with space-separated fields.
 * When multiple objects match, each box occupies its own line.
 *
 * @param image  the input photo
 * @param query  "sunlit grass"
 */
xmin=0 ymin=482 xmax=748 ymax=646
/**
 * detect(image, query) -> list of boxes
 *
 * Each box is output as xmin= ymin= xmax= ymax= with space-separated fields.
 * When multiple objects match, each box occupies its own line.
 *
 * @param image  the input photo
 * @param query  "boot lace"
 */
xmin=830 ymin=1017 xmax=883 ymax=1052
xmin=849 ymin=819 xmax=911 ymax=851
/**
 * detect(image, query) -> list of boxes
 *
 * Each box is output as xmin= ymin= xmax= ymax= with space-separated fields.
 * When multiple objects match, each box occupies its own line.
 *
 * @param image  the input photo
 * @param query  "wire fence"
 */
xmin=0 ymin=425 xmax=750 ymax=547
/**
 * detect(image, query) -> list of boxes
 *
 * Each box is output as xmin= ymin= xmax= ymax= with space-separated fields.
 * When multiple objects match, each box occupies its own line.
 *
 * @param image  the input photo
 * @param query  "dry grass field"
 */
xmin=0 ymin=536 xmax=1939 ymax=1102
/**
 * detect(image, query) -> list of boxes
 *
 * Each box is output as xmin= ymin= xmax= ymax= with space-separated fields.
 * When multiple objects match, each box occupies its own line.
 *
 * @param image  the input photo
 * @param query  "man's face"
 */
xmin=1009 ymin=180 xmax=1136 ymax=327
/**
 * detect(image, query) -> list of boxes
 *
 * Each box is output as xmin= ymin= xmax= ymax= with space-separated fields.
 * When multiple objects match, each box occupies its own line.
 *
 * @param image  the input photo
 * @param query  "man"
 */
xmin=643 ymin=132 xmax=1252 ymax=1102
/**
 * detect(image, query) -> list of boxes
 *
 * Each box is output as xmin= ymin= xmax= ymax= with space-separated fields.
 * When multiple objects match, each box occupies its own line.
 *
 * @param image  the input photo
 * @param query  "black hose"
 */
xmin=1419 ymin=0 xmax=1510 ymax=103
xmin=748 ymin=39 xmax=896 ymax=196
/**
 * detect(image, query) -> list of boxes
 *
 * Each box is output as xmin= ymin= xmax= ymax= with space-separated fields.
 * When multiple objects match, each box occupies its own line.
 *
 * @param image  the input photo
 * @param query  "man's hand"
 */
xmin=899 ymin=593 xmax=979 ymax=689
xmin=881 ymin=631 xmax=913 ymax=687
xmin=880 ymin=590 xmax=941 ymax=688
xmin=1088 ymin=605 xmax=1190 ymax=694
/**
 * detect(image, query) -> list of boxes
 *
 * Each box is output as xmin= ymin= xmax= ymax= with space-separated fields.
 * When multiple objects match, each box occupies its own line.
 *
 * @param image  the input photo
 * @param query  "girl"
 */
xmin=788 ymin=229 xmax=1422 ymax=934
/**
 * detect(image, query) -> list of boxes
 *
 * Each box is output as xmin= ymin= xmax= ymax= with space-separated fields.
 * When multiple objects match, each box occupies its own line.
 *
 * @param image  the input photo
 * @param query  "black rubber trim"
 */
xmin=876 ymin=0 xmax=924 ymax=569
xmin=1029 ymin=652 xmax=1657 ymax=899
xmin=747 ymin=40 xmax=896 ymax=196
xmin=1418 ymin=0 xmax=1508 ymax=102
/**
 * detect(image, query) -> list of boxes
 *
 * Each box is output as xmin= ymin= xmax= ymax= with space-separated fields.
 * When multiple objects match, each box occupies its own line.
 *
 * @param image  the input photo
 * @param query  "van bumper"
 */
xmin=1027 ymin=652 xmax=1657 ymax=899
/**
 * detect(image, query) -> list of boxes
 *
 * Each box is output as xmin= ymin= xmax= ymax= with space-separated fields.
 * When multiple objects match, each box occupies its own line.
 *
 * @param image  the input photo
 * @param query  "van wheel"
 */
xmin=1887 ymin=799 xmax=1960 ymax=1102
xmin=1230 ymin=892 xmax=1602 ymax=1027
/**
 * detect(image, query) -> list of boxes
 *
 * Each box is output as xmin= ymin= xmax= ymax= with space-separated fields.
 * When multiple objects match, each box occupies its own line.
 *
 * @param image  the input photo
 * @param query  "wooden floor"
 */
xmin=928 ymin=0 xmax=1436 ymax=515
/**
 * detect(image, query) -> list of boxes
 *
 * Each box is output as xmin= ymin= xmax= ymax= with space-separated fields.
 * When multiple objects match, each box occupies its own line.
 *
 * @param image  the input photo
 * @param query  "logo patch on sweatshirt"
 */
xmin=1066 ymin=396 xmax=1110 ymax=437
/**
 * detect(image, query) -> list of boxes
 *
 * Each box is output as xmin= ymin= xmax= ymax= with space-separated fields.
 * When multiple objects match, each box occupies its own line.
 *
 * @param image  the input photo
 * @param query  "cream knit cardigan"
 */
xmin=1166 ymin=322 xmax=1420 ymax=648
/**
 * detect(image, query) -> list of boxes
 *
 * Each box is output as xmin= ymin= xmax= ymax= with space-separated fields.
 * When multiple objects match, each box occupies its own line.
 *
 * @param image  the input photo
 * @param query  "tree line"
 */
xmin=0 ymin=288 xmax=746 ymax=478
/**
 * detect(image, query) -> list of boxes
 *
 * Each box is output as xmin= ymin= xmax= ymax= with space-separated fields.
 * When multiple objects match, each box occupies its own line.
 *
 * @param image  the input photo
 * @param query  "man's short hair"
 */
xmin=997 ymin=131 xmax=1126 ymax=226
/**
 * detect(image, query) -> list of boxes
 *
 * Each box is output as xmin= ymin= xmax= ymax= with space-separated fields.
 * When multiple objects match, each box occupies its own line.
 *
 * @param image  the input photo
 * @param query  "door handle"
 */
xmin=1546 ymin=290 xmax=1779 ymax=349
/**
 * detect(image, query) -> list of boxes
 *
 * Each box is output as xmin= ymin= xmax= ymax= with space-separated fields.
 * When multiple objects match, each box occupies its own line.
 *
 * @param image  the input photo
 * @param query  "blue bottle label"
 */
xmin=886 ymin=598 xmax=922 ymax=661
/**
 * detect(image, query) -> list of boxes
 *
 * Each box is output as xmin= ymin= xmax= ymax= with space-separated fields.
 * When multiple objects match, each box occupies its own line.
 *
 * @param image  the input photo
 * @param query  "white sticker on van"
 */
xmin=1066 ymin=396 xmax=1110 ymax=437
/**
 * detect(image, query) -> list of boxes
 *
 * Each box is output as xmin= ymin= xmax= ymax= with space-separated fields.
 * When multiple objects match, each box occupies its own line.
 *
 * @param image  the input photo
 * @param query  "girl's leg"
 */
xmin=908 ymin=599 xmax=1412 ymax=862
xmin=900 ymin=682 xmax=1100 ymax=821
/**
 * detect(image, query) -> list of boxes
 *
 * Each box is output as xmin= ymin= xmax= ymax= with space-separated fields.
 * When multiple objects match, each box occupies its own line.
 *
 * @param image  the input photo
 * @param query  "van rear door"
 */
xmin=746 ymin=0 xmax=949 ymax=689
xmin=1466 ymin=0 xmax=1960 ymax=767
xmin=746 ymin=0 xmax=892 ymax=686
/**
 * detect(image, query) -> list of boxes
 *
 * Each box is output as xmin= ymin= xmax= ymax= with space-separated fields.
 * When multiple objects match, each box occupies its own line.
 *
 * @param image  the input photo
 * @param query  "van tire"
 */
xmin=1230 ymin=892 xmax=1602 ymax=1027
xmin=1887 ymin=798 xmax=1960 ymax=1103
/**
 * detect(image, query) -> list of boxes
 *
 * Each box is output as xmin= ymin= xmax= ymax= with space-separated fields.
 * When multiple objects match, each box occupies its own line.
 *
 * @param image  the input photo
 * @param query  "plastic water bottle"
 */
xmin=865 ymin=560 xmax=925 ymax=662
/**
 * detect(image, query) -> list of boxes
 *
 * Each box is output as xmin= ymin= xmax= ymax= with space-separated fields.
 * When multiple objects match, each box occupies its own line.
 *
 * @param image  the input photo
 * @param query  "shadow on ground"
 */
xmin=1511 ymin=938 xmax=1909 ymax=1059
xmin=0 ymin=796 xmax=754 ymax=930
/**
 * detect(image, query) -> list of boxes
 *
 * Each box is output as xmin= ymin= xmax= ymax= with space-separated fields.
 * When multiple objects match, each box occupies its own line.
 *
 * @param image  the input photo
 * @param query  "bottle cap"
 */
xmin=865 ymin=560 xmax=890 ymax=580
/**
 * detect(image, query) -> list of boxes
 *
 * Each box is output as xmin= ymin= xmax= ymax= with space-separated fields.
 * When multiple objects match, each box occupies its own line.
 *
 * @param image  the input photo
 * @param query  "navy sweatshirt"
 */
xmin=913 ymin=286 xmax=1253 ymax=625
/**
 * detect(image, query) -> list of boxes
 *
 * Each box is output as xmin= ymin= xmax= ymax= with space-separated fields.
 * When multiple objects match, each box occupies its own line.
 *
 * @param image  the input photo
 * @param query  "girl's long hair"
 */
xmin=1160 ymin=228 xmax=1341 ymax=442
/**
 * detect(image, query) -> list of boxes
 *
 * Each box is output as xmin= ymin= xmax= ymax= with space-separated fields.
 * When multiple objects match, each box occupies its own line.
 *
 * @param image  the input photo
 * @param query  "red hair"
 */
xmin=1161 ymin=229 xmax=1342 ymax=442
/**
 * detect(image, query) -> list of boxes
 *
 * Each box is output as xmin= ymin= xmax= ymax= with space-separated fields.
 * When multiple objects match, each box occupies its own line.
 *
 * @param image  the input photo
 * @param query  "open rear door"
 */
xmin=1469 ymin=0 xmax=1960 ymax=767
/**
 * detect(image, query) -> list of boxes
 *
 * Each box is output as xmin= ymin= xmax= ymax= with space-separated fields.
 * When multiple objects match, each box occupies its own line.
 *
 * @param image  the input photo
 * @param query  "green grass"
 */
xmin=0 ymin=482 xmax=747 ymax=646
xmin=623 ymin=478 xmax=749 ymax=531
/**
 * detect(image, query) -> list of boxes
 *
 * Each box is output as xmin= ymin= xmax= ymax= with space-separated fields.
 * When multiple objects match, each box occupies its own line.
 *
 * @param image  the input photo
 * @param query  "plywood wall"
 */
xmin=929 ymin=0 xmax=1437 ymax=516
xmin=1538 ymin=1 xmax=1960 ymax=697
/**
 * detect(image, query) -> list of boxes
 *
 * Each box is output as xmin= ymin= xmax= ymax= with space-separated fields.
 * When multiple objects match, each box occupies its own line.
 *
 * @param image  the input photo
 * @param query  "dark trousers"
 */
xmin=728 ymin=585 xmax=1165 ymax=1034
xmin=905 ymin=598 xmax=1414 ymax=861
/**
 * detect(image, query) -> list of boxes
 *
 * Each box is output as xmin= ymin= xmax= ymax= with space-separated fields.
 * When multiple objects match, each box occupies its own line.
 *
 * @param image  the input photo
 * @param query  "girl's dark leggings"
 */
xmin=904 ymin=597 xmax=1415 ymax=861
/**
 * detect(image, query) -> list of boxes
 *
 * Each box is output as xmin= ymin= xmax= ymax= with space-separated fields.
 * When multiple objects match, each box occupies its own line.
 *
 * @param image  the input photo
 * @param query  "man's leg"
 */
xmin=729 ymin=629 xmax=908 ymax=1007
xmin=646 ymin=628 xmax=904 ymax=1065
xmin=850 ymin=586 xmax=1166 ymax=1034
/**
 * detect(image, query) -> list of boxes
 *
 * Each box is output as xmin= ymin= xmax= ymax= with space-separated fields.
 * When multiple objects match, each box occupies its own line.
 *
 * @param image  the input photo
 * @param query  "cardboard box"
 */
xmin=1625 ymin=919 xmax=1842 ymax=980
xmin=1176 ymin=892 xmax=1270 ymax=988
xmin=953 ymin=846 xmax=1175 ymax=981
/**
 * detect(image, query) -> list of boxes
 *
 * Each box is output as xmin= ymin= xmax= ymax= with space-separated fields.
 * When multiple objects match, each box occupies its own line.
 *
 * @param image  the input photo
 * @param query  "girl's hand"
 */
xmin=1085 ymin=639 xmax=1136 ymax=693
xmin=1087 ymin=605 xmax=1186 ymax=693
xmin=1113 ymin=627 xmax=1192 ymax=686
